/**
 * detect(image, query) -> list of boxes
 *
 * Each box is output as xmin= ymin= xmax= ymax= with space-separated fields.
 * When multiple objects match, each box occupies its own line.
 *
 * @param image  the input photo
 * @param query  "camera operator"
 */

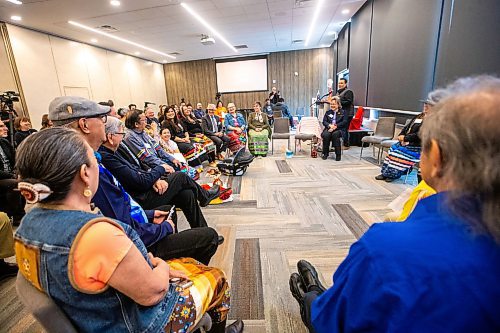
xmin=0 ymin=120 xmax=24 ymax=224
xmin=269 ymin=86 xmax=281 ymax=105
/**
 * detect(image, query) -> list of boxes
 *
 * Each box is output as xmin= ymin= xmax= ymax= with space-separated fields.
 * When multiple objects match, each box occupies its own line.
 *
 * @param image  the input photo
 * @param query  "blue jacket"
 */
xmin=92 ymin=158 xmax=173 ymax=247
xmin=224 ymin=113 xmax=246 ymax=133
xmin=311 ymin=193 xmax=500 ymax=332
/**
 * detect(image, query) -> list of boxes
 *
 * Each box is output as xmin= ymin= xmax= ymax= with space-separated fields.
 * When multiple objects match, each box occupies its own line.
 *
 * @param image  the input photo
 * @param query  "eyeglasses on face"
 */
xmin=86 ymin=113 xmax=108 ymax=123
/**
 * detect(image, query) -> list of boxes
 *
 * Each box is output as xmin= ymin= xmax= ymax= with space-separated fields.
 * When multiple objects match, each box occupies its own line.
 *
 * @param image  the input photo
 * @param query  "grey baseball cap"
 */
xmin=48 ymin=96 xmax=110 ymax=125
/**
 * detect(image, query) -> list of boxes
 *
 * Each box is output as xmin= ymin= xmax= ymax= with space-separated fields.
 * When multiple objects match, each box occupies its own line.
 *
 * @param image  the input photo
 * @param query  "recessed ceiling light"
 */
xmin=90 ymin=38 xmax=98 ymax=43
xmin=180 ymin=2 xmax=237 ymax=53
xmin=110 ymin=0 xmax=120 ymax=6
xmin=304 ymin=0 xmax=326 ymax=47
xmin=134 ymin=51 xmax=140 ymax=55
xmin=68 ymin=21 xmax=176 ymax=59
xmin=342 ymin=9 xmax=350 ymax=15
xmin=10 ymin=15 xmax=21 ymax=21
xmin=320 ymin=44 xmax=330 ymax=48
xmin=6 ymin=0 xmax=23 ymax=5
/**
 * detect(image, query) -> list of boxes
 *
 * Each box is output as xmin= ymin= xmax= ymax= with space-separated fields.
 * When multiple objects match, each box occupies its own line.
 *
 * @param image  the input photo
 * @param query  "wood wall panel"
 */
xmin=164 ymin=47 xmax=334 ymax=114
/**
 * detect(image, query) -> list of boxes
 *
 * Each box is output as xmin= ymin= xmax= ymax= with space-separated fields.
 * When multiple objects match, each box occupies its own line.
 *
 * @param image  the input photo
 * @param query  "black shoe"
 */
xmin=289 ymin=273 xmax=308 ymax=327
xmin=289 ymin=273 xmax=306 ymax=302
xmin=335 ymin=155 xmax=341 ymax=161
xmin=217 ymin=235 xmax=225 ymax=245
xmin=297 ymin=260 xmax=326 ymax=293
xmin=0 ymin=260 xmax=18 ymax=281
xmin=225 ymin=319 xmax=244 ymax=333
xmin=321 ymin=155 xmax=328 ymax=160
xmin=385 ymin=177 xmax=395 ymax=182
xmin=375 ymin=174 xmax=386 ymax=180
xmin=200 ymin=185 xmax=221 ymax=207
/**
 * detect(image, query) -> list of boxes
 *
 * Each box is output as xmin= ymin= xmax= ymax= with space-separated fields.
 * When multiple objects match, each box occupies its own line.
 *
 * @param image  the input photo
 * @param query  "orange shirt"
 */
xmin=72 ymin=222 xmax=133 ymax=292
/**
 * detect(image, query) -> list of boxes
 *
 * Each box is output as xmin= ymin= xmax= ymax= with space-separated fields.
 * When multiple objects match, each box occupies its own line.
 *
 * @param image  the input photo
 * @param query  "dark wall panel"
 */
xmin=349 ymin=0 xmax=373 ymax=106
xmin=367 ymin=0 xmax=442 ymax=111
xmin=434 ymin=0 xmax=500 ymax=86
xmin=336 ymin=24 xmax=350 ymax=73
xmin=333 ymin=41 xmax=338 ymax=86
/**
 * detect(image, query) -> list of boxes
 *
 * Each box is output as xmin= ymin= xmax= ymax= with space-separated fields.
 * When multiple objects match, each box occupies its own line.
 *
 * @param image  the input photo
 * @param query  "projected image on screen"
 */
xmin=216 ymin=58 xmax=268 ymax=93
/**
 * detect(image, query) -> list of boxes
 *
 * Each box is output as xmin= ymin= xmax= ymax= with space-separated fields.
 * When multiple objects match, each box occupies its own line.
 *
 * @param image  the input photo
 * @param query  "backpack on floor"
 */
xmin=217 ymin=147 xmax=254 ymax=176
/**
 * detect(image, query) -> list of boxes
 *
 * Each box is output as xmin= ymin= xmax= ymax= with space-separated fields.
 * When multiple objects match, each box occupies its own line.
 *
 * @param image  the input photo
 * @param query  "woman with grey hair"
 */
xmin=14 ymin=127 xmax=243 ymax=333
xmin=289 ymin=76 xmax=500 ymax=332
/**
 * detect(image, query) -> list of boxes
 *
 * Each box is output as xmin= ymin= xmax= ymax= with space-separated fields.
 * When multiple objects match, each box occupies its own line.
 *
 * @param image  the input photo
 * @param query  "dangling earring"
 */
xmin=83 ymin=187 xmax=92 ymax=198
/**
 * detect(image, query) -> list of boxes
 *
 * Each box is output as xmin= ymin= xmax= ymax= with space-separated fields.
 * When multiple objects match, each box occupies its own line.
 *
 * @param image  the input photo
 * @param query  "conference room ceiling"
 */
xmin=0 ymin=0 xmax=366 ymax=63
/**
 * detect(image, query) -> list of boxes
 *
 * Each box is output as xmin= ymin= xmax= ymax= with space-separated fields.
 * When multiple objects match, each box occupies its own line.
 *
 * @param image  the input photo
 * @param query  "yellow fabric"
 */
xmin=15 ymin=240 xmax=43 ymax=292
xmin=397 ymin=180 xmax=437 ymax=221
xmin=0 ymin=212 xmax=14 ymax=258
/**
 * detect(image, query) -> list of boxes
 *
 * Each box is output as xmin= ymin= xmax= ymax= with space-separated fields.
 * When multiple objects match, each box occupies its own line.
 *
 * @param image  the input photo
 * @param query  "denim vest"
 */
xmin=14 ymin=207 xmax=179 ymax=332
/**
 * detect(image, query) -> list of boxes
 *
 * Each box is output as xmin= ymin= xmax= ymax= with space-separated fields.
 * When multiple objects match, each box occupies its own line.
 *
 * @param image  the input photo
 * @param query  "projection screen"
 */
xmin=215 ymin=57 xmax=268 ymax=93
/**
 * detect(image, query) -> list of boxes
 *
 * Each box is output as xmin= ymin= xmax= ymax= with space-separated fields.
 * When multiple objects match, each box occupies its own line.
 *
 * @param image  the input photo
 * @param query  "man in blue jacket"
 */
xmin=48 ymin=96 xmax=221 ymax=264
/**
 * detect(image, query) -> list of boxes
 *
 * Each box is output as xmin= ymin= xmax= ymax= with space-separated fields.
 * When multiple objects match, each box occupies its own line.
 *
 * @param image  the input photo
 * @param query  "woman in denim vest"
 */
xmin=14 ymin=127 xmax=243 ymax=333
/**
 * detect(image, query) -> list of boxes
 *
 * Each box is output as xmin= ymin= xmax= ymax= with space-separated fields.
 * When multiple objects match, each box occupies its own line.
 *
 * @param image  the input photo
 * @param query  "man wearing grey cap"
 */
xmin=49 ymin=97 xmax=221 ymax=264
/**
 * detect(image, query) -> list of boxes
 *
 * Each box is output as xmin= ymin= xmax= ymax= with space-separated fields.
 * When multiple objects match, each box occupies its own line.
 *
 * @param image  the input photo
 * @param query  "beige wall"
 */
xmin=7 ymin=24 xmax=167 ymax=129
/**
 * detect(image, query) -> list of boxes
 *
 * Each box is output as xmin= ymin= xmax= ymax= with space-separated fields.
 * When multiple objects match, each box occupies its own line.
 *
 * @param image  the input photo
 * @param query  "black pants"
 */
xmin=341 ymin=116 xmax=353 ymax=146
xmin=321 ymin=129 xmax=342 ymax=157
xmin=135 ymin=172 xmax=209 ymax=228
xmin=302 ymin=288 xmax=323 ymax=333
xmin=146 ymin=227 xmax=219 ymax=265
xmin=208 ymin=135 xmax=230 ymax=155
xmin=0 ymin=178 xmax=25 ymax=220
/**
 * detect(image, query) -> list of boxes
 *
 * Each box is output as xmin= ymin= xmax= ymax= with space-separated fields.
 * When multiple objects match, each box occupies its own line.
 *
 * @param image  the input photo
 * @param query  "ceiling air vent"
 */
xmin=96 ymin=25 xmax=119 ymax=33
xmin=292 ymin=39 xmax=304 ymax=44
xmin=234 ymin=44 xmax=248 ymax=49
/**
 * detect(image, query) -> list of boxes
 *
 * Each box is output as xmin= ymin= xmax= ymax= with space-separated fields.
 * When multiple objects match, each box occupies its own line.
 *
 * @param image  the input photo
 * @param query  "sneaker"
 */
xmin=321 ymin=155 xmax=328 ymax=160
xmin=375 ymin=174 xmax=386 ymax=180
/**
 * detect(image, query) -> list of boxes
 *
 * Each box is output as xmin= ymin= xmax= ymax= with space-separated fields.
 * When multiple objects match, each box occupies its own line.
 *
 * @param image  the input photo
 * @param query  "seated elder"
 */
xmin=224 ymin=103 xmax=247 ymax=153
xmin=179 ymin=104 xmax=217 ymax=165
xmin=14 ymin=128 xmax=243 ymax=333
xmin=289 ymin=76 xmax=500 ymax=332
xmin=202 ymin=103 xmax=231 ymax=159
xmin=320 ymin=96 xmax=347 ymax=161
xmin=124 ymin=109 xmax=182 ymax=171
xmin=375 ymin=90 xmax=445 ymax=182
xmin=247 ymin=101 xmax=272 ymax=156
xmin=161 ymin=106 xmax=206 ymax=169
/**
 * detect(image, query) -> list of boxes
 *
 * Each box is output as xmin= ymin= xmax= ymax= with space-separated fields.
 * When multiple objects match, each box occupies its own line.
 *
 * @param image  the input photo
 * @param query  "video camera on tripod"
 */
xmin=0 ymin=91 xmax=21 ymax=146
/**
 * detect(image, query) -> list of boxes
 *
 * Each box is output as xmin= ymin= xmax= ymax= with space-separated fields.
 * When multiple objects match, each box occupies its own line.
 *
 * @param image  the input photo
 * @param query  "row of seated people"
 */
xmin=10 ymin=96 xmax=244 ymax=332
xmin=142 ymin=101 xmax=274 ymax=158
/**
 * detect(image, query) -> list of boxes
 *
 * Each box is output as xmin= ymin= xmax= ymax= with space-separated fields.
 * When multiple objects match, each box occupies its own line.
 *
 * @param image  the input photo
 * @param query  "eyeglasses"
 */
xmin=113 ymin=132 xmax=126 ymax=136
xmin=86 ymin=113 xmax=108 ymax=123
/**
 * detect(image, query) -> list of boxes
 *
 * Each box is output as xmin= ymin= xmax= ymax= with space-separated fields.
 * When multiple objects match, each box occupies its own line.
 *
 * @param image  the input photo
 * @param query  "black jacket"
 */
xmin=201 ymin=114 xmax=223 ymax=135
xmin=337 ymin=88 xmax=355 ymax=117
xmin=0 ymin=138 xmax=15 ymax=180
xmin=322 ymin=109 xmax=348 ymax=131
xmin=399 ymin=114 xmax=424 ymax=146
xmin=14 ymin=129 xmax=37 ymax=148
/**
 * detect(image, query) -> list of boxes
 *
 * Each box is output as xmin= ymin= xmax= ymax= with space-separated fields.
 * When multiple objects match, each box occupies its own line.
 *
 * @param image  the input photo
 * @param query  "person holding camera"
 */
xmin=269 ymin=86 xmax=281 ymax=105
